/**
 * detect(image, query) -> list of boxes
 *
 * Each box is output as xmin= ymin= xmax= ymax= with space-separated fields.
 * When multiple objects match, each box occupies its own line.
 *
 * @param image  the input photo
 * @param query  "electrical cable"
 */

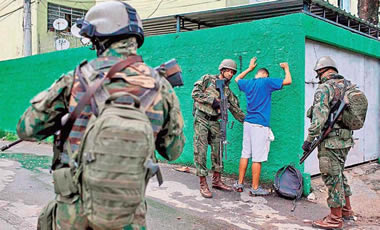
xmin=147 ymin=0 xmax=164 ymax=18
xmin=0 ymin=1 xmax=35 ymax=19
xmin=0 ymin=0 xmax=15 ymax=12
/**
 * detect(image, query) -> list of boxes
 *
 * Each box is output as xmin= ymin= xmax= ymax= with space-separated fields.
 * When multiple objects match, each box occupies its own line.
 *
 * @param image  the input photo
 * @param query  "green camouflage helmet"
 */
xmin=77 ymin=1 xmax=144 ymax=47
xmin=314 ymin=56 xmax=338 ymax=72
xmin=219 ymin=59 xmax=237 ymax=72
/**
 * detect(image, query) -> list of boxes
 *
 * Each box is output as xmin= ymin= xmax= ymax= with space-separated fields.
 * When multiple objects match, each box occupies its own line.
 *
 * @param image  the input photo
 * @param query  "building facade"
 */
xmin=0 ymin=0 xmax=94 ymax=61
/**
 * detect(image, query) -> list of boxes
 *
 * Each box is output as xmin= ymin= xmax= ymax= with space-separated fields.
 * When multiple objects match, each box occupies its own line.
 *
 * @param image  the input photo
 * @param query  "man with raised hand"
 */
xmin=233 ymin=57 xmax=292 ymax=196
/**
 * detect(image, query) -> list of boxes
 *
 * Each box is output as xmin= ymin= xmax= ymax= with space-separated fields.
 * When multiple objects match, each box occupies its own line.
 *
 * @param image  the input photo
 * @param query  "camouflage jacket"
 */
xmin=191 ymin=74 xmax=245 ymax=123
xmin=17 ymin=38 xmax=185 ymax=166
xmin=306 ymin=74 xmax=353 ymax=149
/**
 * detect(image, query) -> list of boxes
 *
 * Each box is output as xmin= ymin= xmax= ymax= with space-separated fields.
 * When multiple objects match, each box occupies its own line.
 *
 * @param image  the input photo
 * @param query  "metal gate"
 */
xmin=304 ymin=39 xmax=380 ymax=175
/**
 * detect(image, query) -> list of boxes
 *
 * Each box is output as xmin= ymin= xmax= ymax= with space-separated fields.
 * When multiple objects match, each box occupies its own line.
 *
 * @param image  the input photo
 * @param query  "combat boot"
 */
xmin=199 ymin=176 xmax=212 ymax=198
xmin=212 ymin=172 xmax=233 ymax=191
xmin=312 ymin=207 xmax=343 ymax=230
xmin=342 ymin=196 xmax=354 ymax=220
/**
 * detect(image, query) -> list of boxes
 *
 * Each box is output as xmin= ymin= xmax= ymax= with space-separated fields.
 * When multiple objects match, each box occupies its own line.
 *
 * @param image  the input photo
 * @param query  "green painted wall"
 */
xmin=1 ymin=13 xmax=379 ymax=185
xmin=0 ymin=48 xmax=95 ymax=133
xmin=137 ymin=14 xmax=305 ymax=181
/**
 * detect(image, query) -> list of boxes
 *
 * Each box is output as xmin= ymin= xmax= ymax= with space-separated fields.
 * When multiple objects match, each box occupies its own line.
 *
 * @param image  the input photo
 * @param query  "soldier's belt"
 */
xmin=196 ymin=110 xmax=219 ymax=121
xmin=327 ymin=129 xmax=353 ymax=137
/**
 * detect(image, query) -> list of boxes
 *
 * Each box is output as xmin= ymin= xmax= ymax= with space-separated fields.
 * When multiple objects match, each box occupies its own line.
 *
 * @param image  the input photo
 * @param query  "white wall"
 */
xmin=304 ymin=39 xmax=380 ymax=175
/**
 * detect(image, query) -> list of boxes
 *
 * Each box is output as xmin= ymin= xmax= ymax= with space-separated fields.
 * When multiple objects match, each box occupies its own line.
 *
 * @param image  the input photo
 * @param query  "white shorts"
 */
xmin=241 ymin=122 xmax=275 ymax=162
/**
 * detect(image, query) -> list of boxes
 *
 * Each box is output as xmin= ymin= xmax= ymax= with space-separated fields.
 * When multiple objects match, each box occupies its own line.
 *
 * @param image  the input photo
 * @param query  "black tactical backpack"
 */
xmin=274 ymin=165 xmax=303 ymax=211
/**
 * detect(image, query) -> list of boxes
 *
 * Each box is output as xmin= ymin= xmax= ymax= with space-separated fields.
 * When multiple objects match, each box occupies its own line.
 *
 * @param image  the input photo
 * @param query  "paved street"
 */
xmin=0 ymin=141 xmax=379 ymax=230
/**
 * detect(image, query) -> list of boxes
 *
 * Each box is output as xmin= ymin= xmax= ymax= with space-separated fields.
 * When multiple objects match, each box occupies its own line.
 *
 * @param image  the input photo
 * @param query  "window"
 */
xmin=338 ymin=0 xmax=350 ymax=13
xmin=47 ymin=3 xmax=87 ymax=32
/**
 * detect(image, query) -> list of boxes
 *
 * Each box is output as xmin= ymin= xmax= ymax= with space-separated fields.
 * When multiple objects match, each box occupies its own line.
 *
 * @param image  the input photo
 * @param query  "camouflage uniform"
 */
xmin=17 ymin=38 xmax=185 ymax=230
xmin=192 ymin=74 xmax=245 ymax=176
xmin=306 ymin=73 xmax=353 ymax=208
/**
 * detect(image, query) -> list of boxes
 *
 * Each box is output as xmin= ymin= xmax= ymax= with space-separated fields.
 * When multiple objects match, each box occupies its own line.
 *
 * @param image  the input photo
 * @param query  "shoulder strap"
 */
xmin=75 ymin=61 xmax=100 ymax=116
xmin=341 ymin=79 xmax=349 ymax=100
xmin=274 ymin=166 xmax=288 ymax=190
xmin=59 ymin=55 xmax=143 ymax=151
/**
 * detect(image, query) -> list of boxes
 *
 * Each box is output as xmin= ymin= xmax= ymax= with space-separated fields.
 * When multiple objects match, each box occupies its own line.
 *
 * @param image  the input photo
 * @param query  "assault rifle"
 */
xmin=1 ymin=59 xmax=184 ymax=152
xmin=215 ymin=79 xmax=233 ymax=162
xmin=300 ymin=99 xmax=347 ymax=164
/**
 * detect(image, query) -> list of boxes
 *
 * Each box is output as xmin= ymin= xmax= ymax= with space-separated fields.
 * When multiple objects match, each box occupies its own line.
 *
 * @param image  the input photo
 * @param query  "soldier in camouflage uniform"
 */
xmin=192 ymin=59 xmax=245 ymax=198
xmin=17 ymin=2 xmax=185 ymax=230
xmin=303 ymin=56 xmax=354 ymax=230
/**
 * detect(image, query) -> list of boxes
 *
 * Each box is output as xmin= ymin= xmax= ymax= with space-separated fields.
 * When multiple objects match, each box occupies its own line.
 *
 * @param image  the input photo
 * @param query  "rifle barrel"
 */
xmin=0 ymin=139 xmax=23 ymax=151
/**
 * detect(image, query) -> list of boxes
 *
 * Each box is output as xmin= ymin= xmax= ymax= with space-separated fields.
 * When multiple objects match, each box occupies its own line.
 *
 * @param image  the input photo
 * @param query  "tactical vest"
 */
xmin=65 ymin=56 xmax=165 ymax=157
xmin=194 ymin=74 xmax=232 ymax=116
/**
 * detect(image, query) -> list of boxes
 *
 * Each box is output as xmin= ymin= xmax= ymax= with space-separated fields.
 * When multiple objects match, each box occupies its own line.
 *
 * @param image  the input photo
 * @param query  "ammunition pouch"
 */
xmin=37 ymin=199 xmax=57 ymax=230
xmin=319 ymin=156 xmax=341 ymax=176
xmin=52 ymin=168 xmax=78 ymax=197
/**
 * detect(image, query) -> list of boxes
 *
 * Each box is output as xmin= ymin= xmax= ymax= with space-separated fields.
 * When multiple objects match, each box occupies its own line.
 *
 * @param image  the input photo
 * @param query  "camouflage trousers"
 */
xmin=318 ymin=143 xmax=352 ymax=208
xmin=53 ymin=196 xmax=147 ymax=230
xmin=193 ymin=115 xmax=222 ymax=177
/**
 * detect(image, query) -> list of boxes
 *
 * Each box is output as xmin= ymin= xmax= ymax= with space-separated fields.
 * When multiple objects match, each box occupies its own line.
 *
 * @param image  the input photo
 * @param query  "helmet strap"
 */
xmin=315 ymin=67 xmax=329 ymax=79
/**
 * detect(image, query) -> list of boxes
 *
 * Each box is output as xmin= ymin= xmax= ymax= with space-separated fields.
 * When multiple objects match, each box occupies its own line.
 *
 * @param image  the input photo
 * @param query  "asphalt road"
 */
xmin=0 ymin=140 xmax=379 ymax=230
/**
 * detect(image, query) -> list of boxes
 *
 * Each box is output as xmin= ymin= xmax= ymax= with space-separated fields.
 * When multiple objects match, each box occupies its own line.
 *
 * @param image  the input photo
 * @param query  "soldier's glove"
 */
xmin=302 ymin=141 xmax=312 ymax=152
xmin=212 ymin=99 xmax=220 ymax=110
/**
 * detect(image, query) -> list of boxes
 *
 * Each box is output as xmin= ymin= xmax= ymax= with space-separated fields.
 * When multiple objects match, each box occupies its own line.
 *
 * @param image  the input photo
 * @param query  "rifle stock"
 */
xmin=154 ymin=59 xmax=183 ymax=87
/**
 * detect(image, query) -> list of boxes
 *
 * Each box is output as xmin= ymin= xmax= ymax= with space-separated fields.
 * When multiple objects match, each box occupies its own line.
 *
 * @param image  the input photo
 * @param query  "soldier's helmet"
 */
xmin=219 ymin=59 xmax=237 ymax=72
xmin=76 ymin=1 xmax=144 ymax=47
xmin=314 ymin=56 xmax=338 ymax=73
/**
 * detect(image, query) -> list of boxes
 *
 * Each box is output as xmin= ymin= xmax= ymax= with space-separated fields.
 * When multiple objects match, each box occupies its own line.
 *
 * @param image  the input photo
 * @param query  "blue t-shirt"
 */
xmin=237 ymin=78 xmax=283 ymax=127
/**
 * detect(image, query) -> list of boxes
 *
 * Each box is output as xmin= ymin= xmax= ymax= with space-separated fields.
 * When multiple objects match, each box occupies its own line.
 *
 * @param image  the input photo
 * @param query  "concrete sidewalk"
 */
xmin=0 ymin=140 xmax=379 ymax=229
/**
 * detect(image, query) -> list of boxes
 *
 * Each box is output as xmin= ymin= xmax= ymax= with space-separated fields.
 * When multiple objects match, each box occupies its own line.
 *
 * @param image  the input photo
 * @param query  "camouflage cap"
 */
xmin=314 ymin=56 xmax=338 ymax=72
xmin=219 ymin=59 xmax=237 ymax=71
xmin=77 ymin=1 xmax=144 ymax=47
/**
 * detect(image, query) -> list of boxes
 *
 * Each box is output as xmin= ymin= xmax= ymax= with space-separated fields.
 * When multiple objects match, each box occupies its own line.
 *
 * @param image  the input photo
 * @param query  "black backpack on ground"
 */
xmin=273 ymin=165 xmax=303 ymax=211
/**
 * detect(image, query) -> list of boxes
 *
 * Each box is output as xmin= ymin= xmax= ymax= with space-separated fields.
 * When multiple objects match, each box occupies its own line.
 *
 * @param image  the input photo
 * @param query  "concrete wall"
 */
xmin=0 ymin=13 xmax=379 ymax=185
xmin=0 ymin=0 xmax=93 ymax=61
xmin=0 ymin=0 xmax=36 ymax=60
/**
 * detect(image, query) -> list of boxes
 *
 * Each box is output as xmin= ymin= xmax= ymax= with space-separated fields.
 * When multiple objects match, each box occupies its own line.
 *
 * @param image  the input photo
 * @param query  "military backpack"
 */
xmin=60 ymin=55 xmax=163 ymax=229
xmin=327 ymin=76 xmax=368 ymax=130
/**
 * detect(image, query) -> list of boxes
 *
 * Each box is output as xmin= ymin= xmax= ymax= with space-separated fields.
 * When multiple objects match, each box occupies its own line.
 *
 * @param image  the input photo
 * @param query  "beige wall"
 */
xmin=0 ymin=0 xmax=36 ymax=61
xmin=0 ymin=0 xmax=93 ymax=61
xmin=95 ymin=0 xmax=227 ymax=19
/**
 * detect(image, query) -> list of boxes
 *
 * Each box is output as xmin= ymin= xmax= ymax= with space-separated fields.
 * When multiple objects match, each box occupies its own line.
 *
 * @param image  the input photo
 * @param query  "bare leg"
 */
xmin=238 ymin=158 xmax=249 ymax=184
xmin=251 ymin=162 xmax=262 ymax=189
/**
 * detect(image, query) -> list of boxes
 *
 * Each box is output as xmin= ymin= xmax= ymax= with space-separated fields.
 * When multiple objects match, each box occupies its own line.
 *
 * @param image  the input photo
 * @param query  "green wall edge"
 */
xmin=1 ymin=13 xmax=379 ymax=194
